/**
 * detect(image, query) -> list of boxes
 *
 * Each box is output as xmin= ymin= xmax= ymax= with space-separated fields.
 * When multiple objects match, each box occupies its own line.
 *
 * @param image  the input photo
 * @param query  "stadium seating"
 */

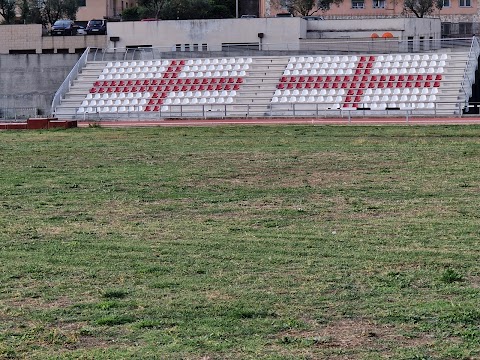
xmin=53 ymin=51 xmax=471 ymax=119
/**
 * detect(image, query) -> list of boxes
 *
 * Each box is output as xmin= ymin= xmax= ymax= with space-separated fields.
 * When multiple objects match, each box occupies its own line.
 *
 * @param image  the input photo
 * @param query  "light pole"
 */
xmin=236 ymin=0 xmax=239 ymax=18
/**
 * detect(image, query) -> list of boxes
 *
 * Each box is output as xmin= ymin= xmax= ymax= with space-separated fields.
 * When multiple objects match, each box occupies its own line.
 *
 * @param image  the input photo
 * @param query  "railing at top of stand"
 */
xmin=460 ymin=37 xmax=480 ymax=109
xmin=87 ymin=38 xmax=475 ymax=62
xmin=50 ymin=47 xmax=90 ymax=116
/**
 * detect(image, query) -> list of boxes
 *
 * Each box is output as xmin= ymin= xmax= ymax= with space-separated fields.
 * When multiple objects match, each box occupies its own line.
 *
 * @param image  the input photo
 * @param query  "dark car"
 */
xmin=86 ymin=19 xmax=107 ymax=35
xmin=51 ymin=20 xmax=77 ymax=36
xmin=275 ymin=13 xmax=294 ymax=17
xmin=302 ymin=15 xmax=323 ymax=20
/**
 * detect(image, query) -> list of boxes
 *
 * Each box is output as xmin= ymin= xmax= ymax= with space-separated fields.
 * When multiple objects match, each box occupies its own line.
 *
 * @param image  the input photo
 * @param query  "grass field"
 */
xmin=1 ymin=125 xmax=480 ymax=359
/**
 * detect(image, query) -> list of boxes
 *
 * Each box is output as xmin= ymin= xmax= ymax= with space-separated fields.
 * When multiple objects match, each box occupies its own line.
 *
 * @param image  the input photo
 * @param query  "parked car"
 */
xmin=275 ymin=13 xmax=293 ymax=17
xmin=51 ymin=20 xmax=77 ymax=36
xmin=76 ymin=26 xmax=87 ymax=35
xmin=302 ymin=15 xmax=323 ymax=20
xmin=86 ymin=19 xmax=107 ymax=35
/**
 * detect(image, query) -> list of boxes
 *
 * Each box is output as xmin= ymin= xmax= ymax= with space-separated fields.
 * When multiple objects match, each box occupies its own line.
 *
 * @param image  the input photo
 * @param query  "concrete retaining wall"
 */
xmin=0 ymin=54 xmax=80 ymax=115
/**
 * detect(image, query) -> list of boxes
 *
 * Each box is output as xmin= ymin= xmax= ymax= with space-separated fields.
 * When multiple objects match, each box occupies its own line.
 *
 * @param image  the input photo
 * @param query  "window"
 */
xmin=441 ymin=22 xmax=451 ymax=36
xmin=443 ymin=0 xmax=450 ymax=7
xmin=77 ymin=0 xmax=86 ymax=6
xmin=352 ymin=0 xmax=365 ymax=8
xmin=372 ymin=0 xmax=385 ymax=8
xmin=459 ymin=22 xmax=473 ymax=35
xmin=459 ymin=0 xmax=471 ymax=7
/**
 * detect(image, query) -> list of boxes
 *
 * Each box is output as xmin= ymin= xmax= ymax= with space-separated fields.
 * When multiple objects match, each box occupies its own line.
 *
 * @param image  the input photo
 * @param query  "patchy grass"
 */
xmin=1 ymin=125 xmax=480 ymax=359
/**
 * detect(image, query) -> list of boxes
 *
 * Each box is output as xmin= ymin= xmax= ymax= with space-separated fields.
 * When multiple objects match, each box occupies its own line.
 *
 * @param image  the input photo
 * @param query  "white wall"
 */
xmin=107 ymin=18 xmax=305 ymax=51
xmin=306 ymin=18 xmax=441 ymax=40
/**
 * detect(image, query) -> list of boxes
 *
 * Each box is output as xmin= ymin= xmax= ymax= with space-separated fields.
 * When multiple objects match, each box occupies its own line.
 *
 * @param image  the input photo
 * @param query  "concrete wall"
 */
xmin=0 ymin=18 xmax=440 ymax=54
xmin=0 ymin=54 xmax=80 ymax=114
xmin=0 ymin=25 xmax=107 ymax=54
xmin=107 ymin=18 xmax=305 ymax=51
xmin=306 ymin=18 xmax=440 ymax=40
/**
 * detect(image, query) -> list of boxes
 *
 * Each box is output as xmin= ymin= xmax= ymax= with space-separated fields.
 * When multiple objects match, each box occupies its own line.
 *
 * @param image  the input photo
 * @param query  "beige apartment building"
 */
xmin=76 ymin=0 xmax=138 ymax=22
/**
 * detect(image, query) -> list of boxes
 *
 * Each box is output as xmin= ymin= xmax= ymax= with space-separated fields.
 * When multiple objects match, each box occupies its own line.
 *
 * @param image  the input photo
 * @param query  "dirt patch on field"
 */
xmin=270 ymin=317 xmax=436 ymax=358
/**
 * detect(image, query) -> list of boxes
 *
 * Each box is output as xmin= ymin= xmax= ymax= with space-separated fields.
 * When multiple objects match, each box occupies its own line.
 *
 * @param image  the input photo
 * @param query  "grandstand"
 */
xmin=52 ymin=38 xmax=480 ymax=120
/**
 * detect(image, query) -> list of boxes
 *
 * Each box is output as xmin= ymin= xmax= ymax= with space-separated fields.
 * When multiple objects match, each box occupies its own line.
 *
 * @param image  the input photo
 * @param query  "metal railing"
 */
xmin=0 ymin=95 xmax=40 ymax=120
xmin=50 ymin=47 xmax=90 ymax=116
xmin=459 ymin=36 xmax=480 ymax=109
xmin=0 ymin=107 xmax=38 ymax=120
xmin=69 ymin=100 xmax=466 ymax=122
xmin=87 ymin=38 xmax=475 ymax=62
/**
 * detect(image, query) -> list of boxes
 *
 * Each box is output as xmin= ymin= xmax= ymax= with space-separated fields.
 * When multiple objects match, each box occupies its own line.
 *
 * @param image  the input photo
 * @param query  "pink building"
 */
xmin=261 ymin=0 xmax=479 ymax=36
xmin=76 ymin=0 xmax=138 ymax=22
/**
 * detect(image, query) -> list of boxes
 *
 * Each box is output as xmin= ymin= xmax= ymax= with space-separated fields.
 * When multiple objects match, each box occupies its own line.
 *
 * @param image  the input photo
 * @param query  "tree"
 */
xmin=0 ymin=0 xmax=16 ymax=24
xmin=287 ymin=0 xmax=317 ymax=16
xmin=138 ymin=0 xmax=168 ymax=20
xmin=19 ymin=0 xmax=43 ymax=24
xmin=403 ymin=0 xmax=442 ymax=17
xmin=36 ymin=0 xmax=80 ymax=26
xmin=271 ymin=0 xmax=344 ymax=16
xmin=317 ymin=0 xmax=344 ymax=11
